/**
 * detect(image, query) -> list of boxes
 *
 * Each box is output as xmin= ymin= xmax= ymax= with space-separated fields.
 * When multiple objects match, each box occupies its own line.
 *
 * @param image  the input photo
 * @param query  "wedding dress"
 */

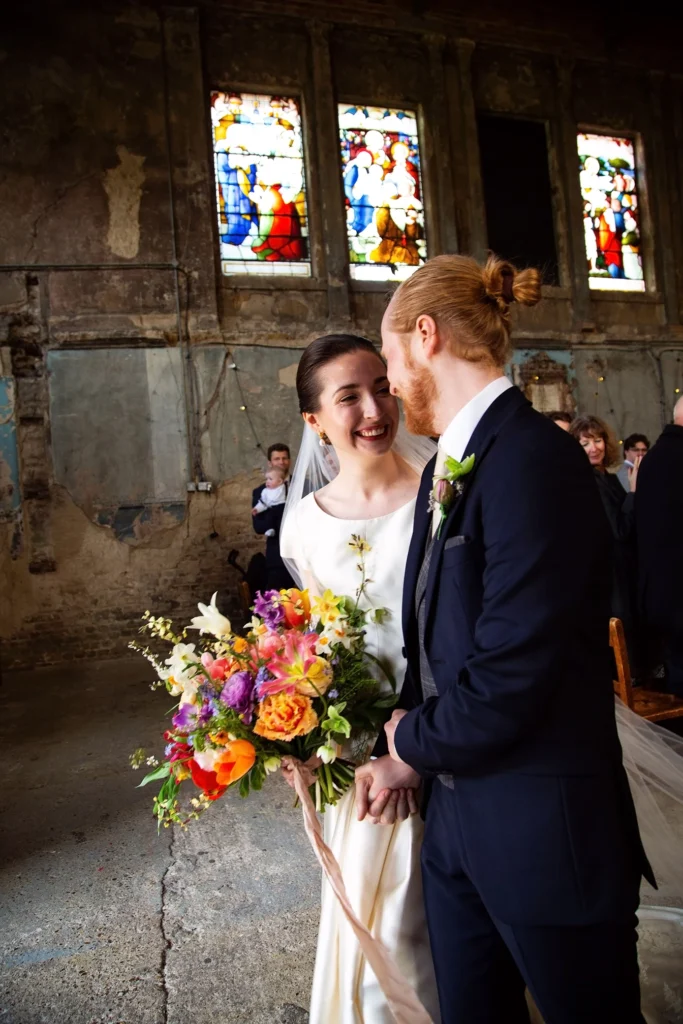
xmin=280 ymin=491 xmax=441 ymax=1024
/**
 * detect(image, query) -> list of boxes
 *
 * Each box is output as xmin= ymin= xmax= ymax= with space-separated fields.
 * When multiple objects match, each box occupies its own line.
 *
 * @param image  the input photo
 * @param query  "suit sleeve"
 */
xmin=252 ymin=506 xmax=281 ymax=537
xmin=372 ymin=662 xmax=421 ymax=757
xmin=395 ymin=446 xmax=610 ymax=777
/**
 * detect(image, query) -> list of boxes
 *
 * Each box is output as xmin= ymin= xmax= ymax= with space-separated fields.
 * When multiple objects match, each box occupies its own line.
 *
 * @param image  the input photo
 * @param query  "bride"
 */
xmin=279 ymin=332 xmax=440 ymax=1023
xmin=280 ymin=331 xmax=683 ymax=1024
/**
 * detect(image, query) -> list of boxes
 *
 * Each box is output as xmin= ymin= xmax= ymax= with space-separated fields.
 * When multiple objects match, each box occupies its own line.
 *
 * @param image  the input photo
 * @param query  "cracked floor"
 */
xmin=0 ymin=659 xmax=318 ymax=1024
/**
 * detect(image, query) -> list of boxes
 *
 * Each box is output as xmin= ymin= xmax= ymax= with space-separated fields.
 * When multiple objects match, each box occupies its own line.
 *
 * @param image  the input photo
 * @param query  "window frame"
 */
xmin=576 ymin=124 xmax=656 ymax=298
xmin=335 ymin=94 xmax=431 ymax=291
xmin=208 ymin=84 xmax=318 ymax=286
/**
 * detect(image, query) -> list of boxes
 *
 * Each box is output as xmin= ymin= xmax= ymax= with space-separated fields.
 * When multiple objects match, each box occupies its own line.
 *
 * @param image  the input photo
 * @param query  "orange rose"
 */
xmin=214 ymin=739 xmax=256 ymax=786
xmin=280 ymin=589 xmax=311 ymax=629
xmin=253 ymin=692 xmax=318 ymax=741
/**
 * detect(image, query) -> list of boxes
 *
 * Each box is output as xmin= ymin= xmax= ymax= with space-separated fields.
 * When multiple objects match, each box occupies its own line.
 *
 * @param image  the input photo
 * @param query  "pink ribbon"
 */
xmin=289 ymin=761 xmax=433 ymax=1024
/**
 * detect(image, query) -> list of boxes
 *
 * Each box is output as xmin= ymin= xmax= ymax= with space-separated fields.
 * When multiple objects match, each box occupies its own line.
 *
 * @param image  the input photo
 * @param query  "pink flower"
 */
xmin=268 ymin=631 xmax=333 ymax=698
xmin=201 ymin=652 xmax=233 ymax=681
xmin=249 ymin=631 xmax=283 ymax=671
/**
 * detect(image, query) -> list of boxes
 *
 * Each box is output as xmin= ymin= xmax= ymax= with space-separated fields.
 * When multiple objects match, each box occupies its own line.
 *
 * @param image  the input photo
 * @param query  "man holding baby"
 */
xmin=251 ymin=443 xmax=295 ymax=591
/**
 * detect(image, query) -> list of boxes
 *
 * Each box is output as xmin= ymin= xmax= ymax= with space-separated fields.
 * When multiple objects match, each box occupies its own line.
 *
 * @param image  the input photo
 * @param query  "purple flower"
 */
xmin=220 ymin=670 xmax=256 ymax=723
xmin=253 ymin=590 xmax=285 ymax=630
xmin=255 ymin=665 xmax=275 ymax=700
xmin=197 ymin=702 xmax=213 ymax=725
xmin=328 ymin=689 xmax=339 ymax=699
xmin=172 ymin=703 xmax=198 ymax=731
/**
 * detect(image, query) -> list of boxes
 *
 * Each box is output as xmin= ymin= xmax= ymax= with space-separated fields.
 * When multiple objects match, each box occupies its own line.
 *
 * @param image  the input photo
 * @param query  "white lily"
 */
xmin=189 ymin=592 xmax=232 ymax=639
xmin=163 ymin=643 xmax=201 ymax=697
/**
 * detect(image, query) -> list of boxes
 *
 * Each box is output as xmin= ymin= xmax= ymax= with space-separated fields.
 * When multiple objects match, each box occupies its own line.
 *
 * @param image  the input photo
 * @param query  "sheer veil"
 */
xmin=281 ymin=421 xmax=436 ymax=588
xmin=614 ymin=700 xmax=683 ymax=892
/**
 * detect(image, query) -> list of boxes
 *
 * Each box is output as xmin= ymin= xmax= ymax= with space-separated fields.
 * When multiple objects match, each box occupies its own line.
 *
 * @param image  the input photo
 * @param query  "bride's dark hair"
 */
xmin=296 ymin=334 xmax=380 ymax=414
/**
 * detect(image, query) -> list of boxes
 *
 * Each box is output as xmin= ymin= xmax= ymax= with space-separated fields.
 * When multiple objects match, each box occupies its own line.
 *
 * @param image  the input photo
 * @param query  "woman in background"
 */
xmin=570 ymin=415 xmax=641 ymax=673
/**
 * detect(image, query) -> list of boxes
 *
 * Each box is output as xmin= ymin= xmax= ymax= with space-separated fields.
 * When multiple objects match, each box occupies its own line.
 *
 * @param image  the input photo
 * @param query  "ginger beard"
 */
xmin=399 ymin=348 xmax=439 ymax=437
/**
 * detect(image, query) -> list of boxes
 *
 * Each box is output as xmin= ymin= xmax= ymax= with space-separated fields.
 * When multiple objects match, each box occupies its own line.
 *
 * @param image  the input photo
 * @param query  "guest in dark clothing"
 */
xmin=545 ymin=410 xmax=573 ymax=431
xmin=251 ymin=443 xmax=295 ymax=592
xmin=635 ymin=397 xmax=683 ymax=695
xmin=570 ymin=415 xmax=642 ymax=672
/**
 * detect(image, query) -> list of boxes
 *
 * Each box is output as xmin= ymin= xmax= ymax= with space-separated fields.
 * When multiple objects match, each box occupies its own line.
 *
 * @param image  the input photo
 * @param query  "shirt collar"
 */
xmin=439 ymin=376 xmax=513 ymax=462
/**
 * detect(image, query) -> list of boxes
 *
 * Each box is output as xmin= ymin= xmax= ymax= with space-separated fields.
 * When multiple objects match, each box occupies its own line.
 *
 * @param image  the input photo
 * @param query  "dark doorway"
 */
xmin=477 ymin=114 xmax=559 ymax=285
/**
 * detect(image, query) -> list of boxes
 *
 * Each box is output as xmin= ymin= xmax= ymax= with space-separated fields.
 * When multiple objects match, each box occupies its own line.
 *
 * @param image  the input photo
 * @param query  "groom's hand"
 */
xmin=355 ymin=756 xmax=420 ymax=824
xmin=385 ymin=709 xmax=409 ymax=762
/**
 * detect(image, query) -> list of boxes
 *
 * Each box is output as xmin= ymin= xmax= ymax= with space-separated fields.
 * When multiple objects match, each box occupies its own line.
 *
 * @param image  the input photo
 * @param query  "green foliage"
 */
xmin=139 ymin=762 xmax=172 ymax=787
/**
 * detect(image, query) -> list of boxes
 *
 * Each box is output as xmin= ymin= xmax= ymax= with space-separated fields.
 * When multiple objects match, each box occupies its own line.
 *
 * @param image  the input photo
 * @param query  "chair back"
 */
xmin=609 ymin=617 xmax=635 ymax=709
xmin=237 ymin=579 xmax=251 ymax=621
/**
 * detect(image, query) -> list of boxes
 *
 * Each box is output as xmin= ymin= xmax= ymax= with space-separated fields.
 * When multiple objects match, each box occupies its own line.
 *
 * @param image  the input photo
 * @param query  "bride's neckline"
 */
xmin=310 ymin=492 xmax=417 ymax=523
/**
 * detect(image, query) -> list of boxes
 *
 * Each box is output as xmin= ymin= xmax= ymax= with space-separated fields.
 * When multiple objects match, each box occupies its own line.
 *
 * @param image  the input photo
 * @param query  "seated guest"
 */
xmin=636 ymin=397 xmax=683 ymax=695
xmin=570 ymin=415 xmax=641 ymax=672
xmin=617 ymin=433 xmax=650 ymax=492
xmin=252 ymin=443 xmax=295 ymax=592
xmin=545 ymin=410 xmax=573 ymax=431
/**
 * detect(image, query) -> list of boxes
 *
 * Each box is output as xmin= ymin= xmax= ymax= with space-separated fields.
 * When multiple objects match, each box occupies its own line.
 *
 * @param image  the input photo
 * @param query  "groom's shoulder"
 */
xmin=490 ymin=401 xmax=588 ymax=478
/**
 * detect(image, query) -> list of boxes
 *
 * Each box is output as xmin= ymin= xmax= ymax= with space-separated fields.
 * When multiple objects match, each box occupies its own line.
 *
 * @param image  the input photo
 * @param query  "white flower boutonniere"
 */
xmin=428 ymin=453 xmax=476 ymax=538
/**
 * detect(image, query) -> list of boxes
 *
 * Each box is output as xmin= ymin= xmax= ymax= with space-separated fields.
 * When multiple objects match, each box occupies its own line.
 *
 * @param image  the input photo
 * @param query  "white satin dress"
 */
xmin=280 ymin=492 xmax=440 ymax=1024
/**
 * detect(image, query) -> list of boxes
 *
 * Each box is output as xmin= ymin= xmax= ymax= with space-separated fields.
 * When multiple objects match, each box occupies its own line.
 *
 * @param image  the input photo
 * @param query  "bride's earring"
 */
xmin=318 ymin=431 xmax=331 ymax=447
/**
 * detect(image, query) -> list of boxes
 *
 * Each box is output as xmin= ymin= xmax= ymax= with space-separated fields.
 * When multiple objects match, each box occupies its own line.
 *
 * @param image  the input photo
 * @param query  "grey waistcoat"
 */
xmin=415 ymin=532 xmax=454 ymax=789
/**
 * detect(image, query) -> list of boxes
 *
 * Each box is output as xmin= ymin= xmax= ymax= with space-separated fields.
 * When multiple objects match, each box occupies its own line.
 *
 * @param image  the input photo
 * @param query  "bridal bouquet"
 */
xmin=130 ymin=567 xmax=396 ymax=828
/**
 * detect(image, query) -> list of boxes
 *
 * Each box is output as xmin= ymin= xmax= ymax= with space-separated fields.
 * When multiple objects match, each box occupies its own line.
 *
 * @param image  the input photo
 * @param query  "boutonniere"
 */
xmin=428 ymin=453 xmax=476 ymax=538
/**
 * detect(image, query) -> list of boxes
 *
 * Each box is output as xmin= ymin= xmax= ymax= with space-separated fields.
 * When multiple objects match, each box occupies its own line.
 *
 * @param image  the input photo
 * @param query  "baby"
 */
xmin=252 ymin=466 xmax=287 ymax=536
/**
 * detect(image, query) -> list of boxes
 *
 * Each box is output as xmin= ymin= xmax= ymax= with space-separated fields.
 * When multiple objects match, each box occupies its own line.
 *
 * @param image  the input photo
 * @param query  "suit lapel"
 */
xmin=423 ymin=387 xmax=529 ymax=627
xmin=402 ymin=453 xmax=436 ymax=642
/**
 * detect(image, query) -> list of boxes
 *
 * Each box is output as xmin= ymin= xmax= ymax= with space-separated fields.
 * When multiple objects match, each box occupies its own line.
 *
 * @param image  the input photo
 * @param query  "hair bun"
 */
xmin=482 ymin=256 xmax=542 ymax=311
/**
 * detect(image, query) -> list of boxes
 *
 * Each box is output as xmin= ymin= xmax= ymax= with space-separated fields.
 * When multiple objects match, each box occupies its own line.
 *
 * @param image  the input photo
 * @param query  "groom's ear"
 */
xmin=416 ymin=314 xmax=440 ymax=361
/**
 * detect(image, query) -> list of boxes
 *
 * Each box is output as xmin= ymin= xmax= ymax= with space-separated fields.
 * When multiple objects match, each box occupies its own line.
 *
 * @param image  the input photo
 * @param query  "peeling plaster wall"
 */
xmin=1 ymin=0 xmax=682 ymax=667
xmin=102 ymin=146 xmax=147 ymax=260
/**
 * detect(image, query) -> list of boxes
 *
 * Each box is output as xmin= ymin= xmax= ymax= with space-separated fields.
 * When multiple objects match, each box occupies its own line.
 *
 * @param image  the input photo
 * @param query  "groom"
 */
xmin=357 ymin=257 xmax=652 ymax=1023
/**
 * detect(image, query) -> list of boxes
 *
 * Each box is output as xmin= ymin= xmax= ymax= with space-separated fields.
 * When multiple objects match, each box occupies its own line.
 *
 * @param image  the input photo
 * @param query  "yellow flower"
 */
xmin=254 ymin=692 xmax=318 ymax=741
xmin=348 ymin=534 xmax=371 ymax=556
xmin=232 ymin=637 xmax=248 ymax=654
xmin=312 ymin=589 xmax=343 ymax=626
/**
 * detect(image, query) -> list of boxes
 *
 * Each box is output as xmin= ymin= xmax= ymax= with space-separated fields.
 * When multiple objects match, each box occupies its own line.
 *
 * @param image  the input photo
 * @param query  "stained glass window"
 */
xmin=338 ymin=105 xmax=427 ymax=281
xmin=211 ymin=92 xmax=310 ymax=277
xmin=577 ymin=133 xmax=645 ymax=292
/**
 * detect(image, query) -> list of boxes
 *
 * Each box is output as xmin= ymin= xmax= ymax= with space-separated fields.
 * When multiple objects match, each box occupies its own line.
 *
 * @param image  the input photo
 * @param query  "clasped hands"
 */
xmin=355 ymin=709 xmax=421 ymax=825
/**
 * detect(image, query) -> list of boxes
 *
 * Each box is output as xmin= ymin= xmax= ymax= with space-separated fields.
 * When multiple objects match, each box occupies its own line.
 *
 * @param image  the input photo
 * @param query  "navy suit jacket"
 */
xmin=394 ymin=386 xmax=652 ymax=926
xmin=252 ymin=484 xmax=286 ymax=574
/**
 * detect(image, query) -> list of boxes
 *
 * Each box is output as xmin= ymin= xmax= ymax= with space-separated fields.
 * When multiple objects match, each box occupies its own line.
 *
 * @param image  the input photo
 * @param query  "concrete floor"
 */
xmin=1 ymin=659 xmax=682 ymax=1024
xmin=0 ymin=659 xmax=319 ymax=1024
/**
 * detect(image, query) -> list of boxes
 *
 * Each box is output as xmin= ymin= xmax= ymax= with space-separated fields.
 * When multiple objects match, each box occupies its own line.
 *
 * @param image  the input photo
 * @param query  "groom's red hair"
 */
xmin=388 ymin=254 xmax=541 ymax=368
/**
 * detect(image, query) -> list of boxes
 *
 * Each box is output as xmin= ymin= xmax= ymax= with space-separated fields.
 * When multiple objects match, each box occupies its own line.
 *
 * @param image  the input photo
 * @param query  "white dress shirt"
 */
xmin=438 ymin=375 xmax=513 ymax=462
xmin=430 ymin=376 xmax=512 ymax=536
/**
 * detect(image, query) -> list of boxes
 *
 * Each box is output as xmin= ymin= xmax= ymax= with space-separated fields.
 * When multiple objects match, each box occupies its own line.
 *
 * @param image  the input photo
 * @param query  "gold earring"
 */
xmin=318 ymin=431 xmax=331 ymax=447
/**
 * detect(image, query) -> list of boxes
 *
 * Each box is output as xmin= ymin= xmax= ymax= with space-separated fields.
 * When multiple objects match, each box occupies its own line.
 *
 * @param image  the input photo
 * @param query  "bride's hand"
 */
xmin=281 ymin=754 xmax=322 ymax=790
xmin=355 ymin=757 xmax=420 ymax=824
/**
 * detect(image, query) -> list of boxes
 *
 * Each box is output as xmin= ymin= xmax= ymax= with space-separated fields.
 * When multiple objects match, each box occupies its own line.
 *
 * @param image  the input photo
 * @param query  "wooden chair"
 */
xmin=610 ymin=617 xmax=683 ymax=723
xmin=237 ymin=578 xmax=251 ymax=621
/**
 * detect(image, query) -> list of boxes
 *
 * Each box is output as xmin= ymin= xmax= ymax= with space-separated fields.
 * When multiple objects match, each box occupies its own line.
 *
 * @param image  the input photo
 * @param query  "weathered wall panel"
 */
xmin=48 ymin=348 xmax=189 ymax=512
